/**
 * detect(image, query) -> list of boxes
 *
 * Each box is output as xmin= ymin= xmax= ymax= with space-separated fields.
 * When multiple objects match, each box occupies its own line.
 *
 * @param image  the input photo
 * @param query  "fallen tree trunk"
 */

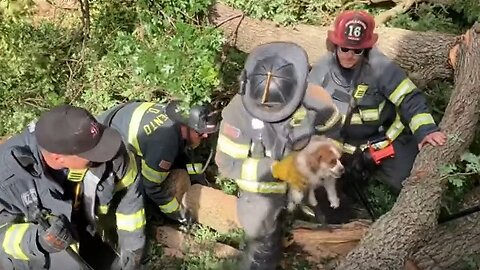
xmin=410 ymin=187 xmax=480 ymax=269
xmin=209 ymin=3 xmax=457 ymax=87
xmin=181 ymin=184 xmax=480 ymax=268
xmin=335 ymin=23 xmax=480 ymax=270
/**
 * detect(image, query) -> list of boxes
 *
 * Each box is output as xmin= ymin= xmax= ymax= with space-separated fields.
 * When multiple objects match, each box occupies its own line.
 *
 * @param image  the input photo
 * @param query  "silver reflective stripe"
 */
xmin=83 ymin=171 xmax=102 ymax=223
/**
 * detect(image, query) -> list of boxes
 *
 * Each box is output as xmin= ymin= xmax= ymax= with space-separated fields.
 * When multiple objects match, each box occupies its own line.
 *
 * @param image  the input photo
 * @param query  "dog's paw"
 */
xmin=330 ymin=198 xmax=340 ymax=209
xmin=287 ymin=202 xmax=296 ymax=212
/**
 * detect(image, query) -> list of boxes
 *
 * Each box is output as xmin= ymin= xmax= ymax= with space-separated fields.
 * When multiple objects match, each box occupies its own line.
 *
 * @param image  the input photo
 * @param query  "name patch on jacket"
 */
xmin=354 ymin=84 xmax=368 ymax=99
xmin=21 ymin=188 xmax=38 ymax=206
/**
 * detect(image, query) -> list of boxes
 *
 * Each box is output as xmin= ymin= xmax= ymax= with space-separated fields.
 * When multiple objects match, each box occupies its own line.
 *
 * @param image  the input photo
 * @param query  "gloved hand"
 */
xmin=189 ymin=173 xmax=210 ymax=186
xmin=111 ymin=249 xmax=144 ymax=270
xmin=271 ymin=152 xmax=306 ymax=190
xmin=166 ymin=207 xmax=195 ymax=226
xmin=37 ymin=214 xmax=75 ymax=253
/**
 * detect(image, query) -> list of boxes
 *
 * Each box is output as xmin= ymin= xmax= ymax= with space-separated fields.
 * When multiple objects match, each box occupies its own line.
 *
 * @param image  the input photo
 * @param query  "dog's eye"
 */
xmin=330 ymin=159 xmax=337 ymax=167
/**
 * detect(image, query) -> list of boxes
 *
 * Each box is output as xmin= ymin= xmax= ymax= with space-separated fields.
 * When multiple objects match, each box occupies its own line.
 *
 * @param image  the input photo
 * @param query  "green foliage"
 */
xmin=0 ymin=21 xmax=81 ymax=134
xmin=0 ymin=0 xmax=35 ymax=21
xmin=366 ymin=181 xmax=396 ymax=216
xmin=439 ymin=152 xmax=480 ymax=214
xmin=221 ymin=0 xmax=343 ymax=25
xmin=215 ymin=176 xmax=239 ymax=196
xmin=452 ymin=0 xmax=480 ymax=24
xmin=0 ymin=0 xmax=224 ymax=135
xmin=387 ymin=3 xmax=463 ymax=34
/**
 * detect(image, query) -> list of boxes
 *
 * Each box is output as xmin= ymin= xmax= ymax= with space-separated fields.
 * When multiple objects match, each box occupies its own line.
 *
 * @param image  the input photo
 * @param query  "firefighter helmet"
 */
xmin=327 ymin=10 xmax=378 ymax=49
xmin=166 ymin=100 xmax=220 ymax=134
xmin=239 ymin=42 xmax=309 ymax=123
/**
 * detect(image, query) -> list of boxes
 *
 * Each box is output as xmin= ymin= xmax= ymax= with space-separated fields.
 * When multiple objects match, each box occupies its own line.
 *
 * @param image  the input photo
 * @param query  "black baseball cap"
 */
xmin=35 ymin=105 xmax=123 ymax=162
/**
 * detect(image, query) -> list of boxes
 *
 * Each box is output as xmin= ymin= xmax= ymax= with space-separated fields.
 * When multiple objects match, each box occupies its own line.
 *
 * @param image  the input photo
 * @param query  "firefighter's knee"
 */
xmin=237 ymin=192 xmax=285 ymax=239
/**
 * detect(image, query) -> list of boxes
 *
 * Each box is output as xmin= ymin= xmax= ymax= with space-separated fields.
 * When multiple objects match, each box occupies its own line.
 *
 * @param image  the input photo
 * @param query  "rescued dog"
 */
xmin=287 ymin=135 xmax=344 ymax=212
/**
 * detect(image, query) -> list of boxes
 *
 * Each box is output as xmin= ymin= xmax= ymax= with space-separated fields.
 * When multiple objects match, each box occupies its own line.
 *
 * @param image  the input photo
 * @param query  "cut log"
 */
xmin=209 ymin=3 xmax=457 ymax=88
xmin=182 ymin=184 xmax=241 ymax=234
xmin=155 ymin=225 xmax=242 ymax=259
xmin=288 ymin=220 xmax=371 ymax=263
xmin=335 ymin=23 xmax=480 ymax=269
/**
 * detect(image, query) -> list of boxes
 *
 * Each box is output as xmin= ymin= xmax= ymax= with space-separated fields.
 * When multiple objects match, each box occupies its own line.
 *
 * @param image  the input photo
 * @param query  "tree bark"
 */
xmin=335 ymin=23 xmax=480 ymax=270
xmin=209 ymin=3 xmax=457 ymax=88
xmin=410 ymin=187 xmax=480 ymax=270
xmin=182 ymin=184 xmax=480 ymax=268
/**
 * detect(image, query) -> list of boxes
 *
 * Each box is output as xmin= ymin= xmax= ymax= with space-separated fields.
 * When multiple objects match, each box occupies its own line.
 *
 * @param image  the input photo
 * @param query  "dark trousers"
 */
xmin=237 ymin=192 xmax=286 ymax=270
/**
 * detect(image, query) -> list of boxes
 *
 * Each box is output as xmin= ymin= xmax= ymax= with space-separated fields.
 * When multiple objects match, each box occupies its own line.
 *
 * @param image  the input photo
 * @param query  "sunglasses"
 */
xmin=339 ymin=47 xmax=364 ymax=55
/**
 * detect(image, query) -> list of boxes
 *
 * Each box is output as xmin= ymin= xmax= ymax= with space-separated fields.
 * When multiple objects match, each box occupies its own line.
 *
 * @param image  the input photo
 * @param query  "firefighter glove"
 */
xmin=271 ymin=152 xmax=307 ymax=190
xmin=189 ymin=173 xmax=210 ymax=186
xmin=38 ymin=214 xmax=75 ymax=253
xmin=111 ymin=249 xmax=144 ymax=270
xmin=166 ymin=207 xmax=194 ymax=226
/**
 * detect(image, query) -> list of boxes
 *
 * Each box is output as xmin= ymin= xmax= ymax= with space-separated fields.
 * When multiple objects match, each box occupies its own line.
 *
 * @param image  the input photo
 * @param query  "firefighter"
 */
xmin=215 ymin=41 xmax=342 ymax=270
xmin=308 ymin=10 xmax=447 ymax=211
xmin=0 ymin=105 xmax=146 ymax=270
xmin=96 ymin=100 xmax=219 ymax=225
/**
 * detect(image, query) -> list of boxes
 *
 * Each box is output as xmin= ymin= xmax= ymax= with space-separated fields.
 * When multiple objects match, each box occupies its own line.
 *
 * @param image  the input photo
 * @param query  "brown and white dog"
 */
xmin=287 ymin=135 xmax=344 ymax=212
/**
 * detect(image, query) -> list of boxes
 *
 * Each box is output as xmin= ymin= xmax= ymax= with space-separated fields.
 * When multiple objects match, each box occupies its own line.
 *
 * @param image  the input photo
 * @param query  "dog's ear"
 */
xmin=306 ymin=150 xmax=322 ymax=172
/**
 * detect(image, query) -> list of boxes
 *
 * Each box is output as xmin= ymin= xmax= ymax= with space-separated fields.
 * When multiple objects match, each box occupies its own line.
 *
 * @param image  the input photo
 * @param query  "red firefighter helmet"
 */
xmin=327 ymin=10 xmax=378 ymax=49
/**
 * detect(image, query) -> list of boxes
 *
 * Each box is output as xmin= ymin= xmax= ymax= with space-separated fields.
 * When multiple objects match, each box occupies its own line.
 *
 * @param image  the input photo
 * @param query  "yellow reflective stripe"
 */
xmin=316 ymin=107 xmax=342 ymax=132
xmin=409 ymin=113 xmax=435 ymax=133
xmin=3 ymin=223 xmax=30 ymax=260
xmin=386 ymin=115 xmax=405 ymax=141
xmin=379 ymin=101 xmax=386 ymax=113
xmin=241 ymin=158 xmax=259 ymax=181
xmin=351 ymin=114 xmax=363 ymax=124
xmin=359 ymin=108 xmax=379 ymax=121
xmin=115 ymin=152 xmax=138 ymax=192
xmin=70 ymin=243 xmax=79 ymax=253
xmin=333 ymin=140 xmax=357 ymax=154
xmin=389 ymin=78 xmax=417 ymax=106
xmin=128 ymin=103 xmax=156 ymax=157
xmin=116 ymin=209 xmax=146 ymax=232
xmin=362 ymin=115 xmax=405 ymax=150
xmin=342 ymin=143 xmax=356 ymax=154
xmin=67 ymin=169 xmax=87 ymax=182
xmin=289 ymin=106 xmax=307 ymax=127
xmin=341 ymin=114 xmax=363 ymax=125
xmin=236 ymin=179 xmax=287 ymax=194
xmin=99 ymin=205 xmax=109 ymax=215
xmin=217 ymin=134 xmax=250 ymax=159
xmin=186 ymin=163 xmax=203 ymax=175
xmin=159 ymin=198 xmax=180 ymax=214
xmin=141 ymin=160 xmax=169 ymax=184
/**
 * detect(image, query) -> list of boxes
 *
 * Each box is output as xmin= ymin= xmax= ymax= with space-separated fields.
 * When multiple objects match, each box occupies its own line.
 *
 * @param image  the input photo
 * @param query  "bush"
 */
xmin=0 ymin=0 xmax=224 ymax=135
